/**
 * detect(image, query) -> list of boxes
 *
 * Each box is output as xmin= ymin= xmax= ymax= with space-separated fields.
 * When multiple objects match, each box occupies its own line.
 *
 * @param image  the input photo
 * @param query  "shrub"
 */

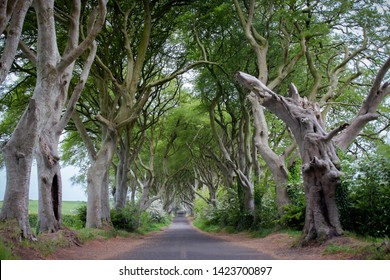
xmin=193 ymin=185 xmax=279 ymax=232
xmin=62 ymin=214 xmax=83 ymax=229
xmin=279 ymin=183 xmax=305 ymax=230
xmin=0 ymin=239 xmax=17 ymax=260
xmin=29 ymin=214 xmax=38 ymax=229
xmin=147 ymin=200 xmax=167 ymax=223
xmin=280 ymin=204 xmax=305 ymax=230
xmin=253 ymin=191 xmax=279 ymax=230
xmin=110 ymin=203 xmax=140 ymax=232
xmin=341 ymin=145 xmax=390 ymax=237
xmin=75 ymin=204 xmax=87 ymax=226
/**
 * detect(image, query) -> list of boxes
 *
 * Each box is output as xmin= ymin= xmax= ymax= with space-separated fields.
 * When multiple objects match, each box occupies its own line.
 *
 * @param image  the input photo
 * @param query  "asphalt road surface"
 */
xmin=111 ymin=216 xmax=274 ymax=260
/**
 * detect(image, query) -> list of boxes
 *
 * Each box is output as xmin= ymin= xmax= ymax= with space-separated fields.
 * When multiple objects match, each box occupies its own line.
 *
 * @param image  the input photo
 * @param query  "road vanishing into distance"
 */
xmin=111 ymin=216 xmax=274 ymax=260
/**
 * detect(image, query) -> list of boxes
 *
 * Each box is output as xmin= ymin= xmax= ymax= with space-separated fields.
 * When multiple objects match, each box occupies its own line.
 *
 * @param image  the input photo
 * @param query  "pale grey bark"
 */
xmin=1 ymin=0 xmax=106 ymax=236
xmin=34 ymin=0 xmax=103 ymax=233
xmin=36 ymin=40 xmax=97 ymax=232
xmin=114 ymin=148 xmax=130 ymax=209
xmin=233 ymin=0 xmax=306 ymax=212
xmin=36 ymin=131 xmax=62 ymax=233
xmin=1 ymin=0 xmax=60 ymax=238
xmin=248 ymin=94 xmax=291 ymax=212
xmin=335 ymin=57 xmax=390 ymax=151
xmin=237 ymin=72 xmax=345 ymax=242
xmin=86 ymin=126 xmax=117 ymax=228
xmin=0 ymin=0 xmax=32 ymax=84
xmin=0 ymin=99 xmax=38 ymax=238
xmin=237 ymin=52 xmax=389 ymax=241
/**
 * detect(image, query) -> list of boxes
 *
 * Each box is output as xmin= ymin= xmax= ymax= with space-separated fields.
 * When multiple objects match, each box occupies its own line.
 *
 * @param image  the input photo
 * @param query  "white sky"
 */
xmin=0 ymin=164 xmax=87 ymax=201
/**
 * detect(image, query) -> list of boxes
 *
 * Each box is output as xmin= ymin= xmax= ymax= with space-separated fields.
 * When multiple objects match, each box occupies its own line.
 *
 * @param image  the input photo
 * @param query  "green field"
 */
xmin=0 ymin=200 xmax=86 ymax=215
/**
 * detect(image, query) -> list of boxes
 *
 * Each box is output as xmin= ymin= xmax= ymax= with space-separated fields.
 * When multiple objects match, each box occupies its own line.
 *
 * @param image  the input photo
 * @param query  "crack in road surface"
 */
xmin=110 ymin=216 xmax=274 ymax=260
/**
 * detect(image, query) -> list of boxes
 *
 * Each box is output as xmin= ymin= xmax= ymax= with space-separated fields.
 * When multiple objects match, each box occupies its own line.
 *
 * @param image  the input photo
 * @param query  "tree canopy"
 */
xmin=0 ymin=0 xmax=389 ymax=242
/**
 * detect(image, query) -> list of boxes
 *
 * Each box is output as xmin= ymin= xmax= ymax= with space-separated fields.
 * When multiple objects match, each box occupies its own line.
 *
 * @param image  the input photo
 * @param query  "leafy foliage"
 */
xmin=110 ymin=203 xmax=141 ymax=232
xmin=278 ymin=160 xmax=306 ymax=230
xmin=110 ymin=202 xmax=170 ymax=232
xmin=194 ymin=186 xmax=279 ymax=232
xmin=341 ymin=145 xmax=390 ymax=237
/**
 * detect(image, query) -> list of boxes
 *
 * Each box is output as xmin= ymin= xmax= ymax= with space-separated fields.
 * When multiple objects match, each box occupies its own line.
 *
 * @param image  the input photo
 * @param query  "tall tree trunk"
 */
xmin=86 ymin=128 xmax=117 ymax=228
xmin=238 ymin=110 xmax=255 ymax=213
xmin=0 ymin=0 xmax=33 ymax=84
xmin=35 ymin=39 xmax=97 ymax=232
xmin=35 ymin=132 xmax=62 ymax=232
xmin=1 ymin=0 xmax=106 ymax=237
xmin=0 ymin=0 xmax=60 ymax=238
xmin=114 ymin=127 xmax=135 ymax=209
xmin=114 ymin=150 xmax=130 ymax=209
xmin=0 ymin=0 xmax=34 ymax=235
xmin=248 ymin=94 xmax=291 ymax=212
xmin=0 ymin=99 xmax=38 ymax=238
xmin=237 ymin=72 xmax=345 ymax=242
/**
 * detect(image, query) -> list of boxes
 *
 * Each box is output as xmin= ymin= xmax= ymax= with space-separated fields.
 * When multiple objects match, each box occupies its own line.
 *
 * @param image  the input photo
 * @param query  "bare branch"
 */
xmin=18 ymin=40 xmax=37 ymax=66
xmin=62 ymin=0 xmax=81 ymax=56
xmin=58 ymin=41 xmax=97 ymax=132
xmin=71 ymin=111 xmax=97 ymax=161
xmin=57 ymin=0 xmax=107 ymax=73
xmin=147 ymin=61 xmax=219 ymax=88
xmin=96 ymin=114 xmax=117 ymax=132
xmin=323 ymin=123 xmax=349 ymax=142
xmin=0 ymin=0 xmax=18 ymax=34
xmin=0 ymin=0 xmax=32 ymax=84
xmin=335 ymin=56 xmax=390 ymax=150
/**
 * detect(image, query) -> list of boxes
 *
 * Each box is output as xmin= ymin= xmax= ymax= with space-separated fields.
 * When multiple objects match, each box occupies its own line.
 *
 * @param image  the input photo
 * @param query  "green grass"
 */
xmin=137 ymin=218 xmax=171 ymax=235
xmin=0 ymin=201 xmax=171 ymax=259
xmin=0 ymin=200 xmax=86 ymax=215
xmin=192 ymin=217 xmax=223 ymax=232
xmin=0 ymin=213 xmax=172 ymax=259
xmin=324 ymin=242 xmax=390 ymax=259
xmin=0 ymin=239 xmax=19 ymax=260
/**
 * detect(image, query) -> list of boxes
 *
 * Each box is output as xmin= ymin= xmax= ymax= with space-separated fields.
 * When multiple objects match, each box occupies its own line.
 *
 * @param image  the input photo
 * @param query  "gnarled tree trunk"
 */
xmin=237 ymin=72 xmax=345 ymax=242
xmin=237 ymin=55 xmax=390 ymax=241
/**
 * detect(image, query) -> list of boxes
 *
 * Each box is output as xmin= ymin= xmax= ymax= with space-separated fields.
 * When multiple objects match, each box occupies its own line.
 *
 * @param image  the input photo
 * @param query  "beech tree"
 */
xmin=236 ymin=55 xmax=389 ymax=242
xmin=0 ymin=0 xmax=33 ymax=84
xmin=70 ymin=0 xmax=215 ymax=228
xmin=1 ymin=0 xmax=107 ymax=236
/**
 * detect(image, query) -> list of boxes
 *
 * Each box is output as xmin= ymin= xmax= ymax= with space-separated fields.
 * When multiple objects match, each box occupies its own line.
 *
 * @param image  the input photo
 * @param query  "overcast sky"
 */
xmin=0 ymin=164 xmax=87 ymax=202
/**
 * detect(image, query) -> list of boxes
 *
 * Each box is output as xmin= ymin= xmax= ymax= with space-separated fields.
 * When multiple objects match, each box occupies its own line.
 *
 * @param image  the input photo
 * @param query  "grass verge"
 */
xmin=323 ymin=233 xmax=390 ymax=260
xmin=0 ymin=215 xmax=172 ymax=260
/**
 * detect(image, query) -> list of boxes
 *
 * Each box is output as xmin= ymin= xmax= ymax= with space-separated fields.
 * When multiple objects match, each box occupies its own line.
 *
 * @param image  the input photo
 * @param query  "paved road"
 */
xmin=111 ymin=216 xmax=274 ymax=260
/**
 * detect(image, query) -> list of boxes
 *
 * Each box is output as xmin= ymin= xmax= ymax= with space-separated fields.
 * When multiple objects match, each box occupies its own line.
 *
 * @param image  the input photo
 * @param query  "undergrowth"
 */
xmin=0 ymin=210 xmax=171 ymax=260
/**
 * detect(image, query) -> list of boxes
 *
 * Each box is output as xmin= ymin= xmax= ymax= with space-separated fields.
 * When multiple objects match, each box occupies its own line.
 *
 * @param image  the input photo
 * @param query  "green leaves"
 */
xmin=341 ymin=144 xmax=390 ymax=237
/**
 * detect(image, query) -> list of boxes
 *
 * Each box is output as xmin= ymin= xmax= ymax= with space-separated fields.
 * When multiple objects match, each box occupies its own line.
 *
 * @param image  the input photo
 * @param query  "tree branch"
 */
xmin=56 ymin=0 xmax=107 ymax=73
xmin=71 ymin=111 xmax=97 ymax=161
xmin=96 ymin=114 xmax=117 ymax=132
xmin=0 ymin=0 xmax=32 ymax=84
xmin=335 ymin=56 xmax=390 ymax=150
xmin=0 ymin=0 xmax=18 ymax=34
xmin=58 ymin=41 xmax=97 ymax=132
xmin=147 ymin=61 xmax=219 ymax=88
xmin=18 ymin=40 xmax=37 ymax=66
